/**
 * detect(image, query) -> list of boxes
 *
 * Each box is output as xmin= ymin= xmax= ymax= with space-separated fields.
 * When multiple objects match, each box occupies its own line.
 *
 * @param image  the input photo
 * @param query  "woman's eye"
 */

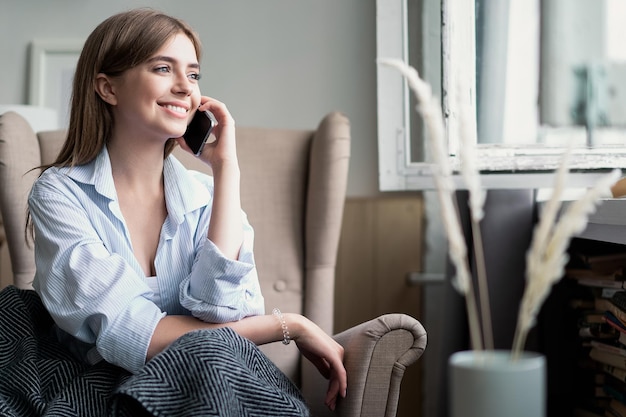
xmin=155 ymin=66 xmax=170 ymax=73
xmin=188 ymin=72 xmax=201 ymax=81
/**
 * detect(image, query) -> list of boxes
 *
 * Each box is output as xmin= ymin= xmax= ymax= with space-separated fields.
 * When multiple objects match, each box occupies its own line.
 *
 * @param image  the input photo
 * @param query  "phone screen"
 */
xmin=183 ymin=110 xmax=217 ymax=156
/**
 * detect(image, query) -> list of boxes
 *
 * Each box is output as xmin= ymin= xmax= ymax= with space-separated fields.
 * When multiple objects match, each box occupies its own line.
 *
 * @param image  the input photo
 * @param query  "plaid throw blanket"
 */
xmin=0 ymin=286 xmax=309 ymax=416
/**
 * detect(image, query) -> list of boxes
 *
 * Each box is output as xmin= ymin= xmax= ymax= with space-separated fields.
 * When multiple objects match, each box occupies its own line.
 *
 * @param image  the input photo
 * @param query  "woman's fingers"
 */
xmin=324 ymin=362 xmax=347 ymax=411
xmin=198 ymin=97 xmax=234 ymax=128
xmin=190 ymin=97 xmax=238 ymax=167
xmin=303 ymin=348 xmax=347 ymax=410
xmin=325 ymin=377 xmax=341 ymax=410
xmin=290 ymin=314 xmax=347 ymax=410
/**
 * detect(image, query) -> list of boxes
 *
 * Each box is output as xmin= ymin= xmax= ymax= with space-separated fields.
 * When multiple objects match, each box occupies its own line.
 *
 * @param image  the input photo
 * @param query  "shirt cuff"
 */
xmin=97 ymin=296 xmax=166 ymax=373
xmin=180 ymin=238 xmax=264 ymax=322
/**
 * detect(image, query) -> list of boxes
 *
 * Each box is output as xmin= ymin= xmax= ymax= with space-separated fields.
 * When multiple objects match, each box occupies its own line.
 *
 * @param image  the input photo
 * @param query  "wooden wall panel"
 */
xmin=335 ymin=194 xmax=425 ymax=417
xmin=335 ymin=198 xmax=376 ymax=330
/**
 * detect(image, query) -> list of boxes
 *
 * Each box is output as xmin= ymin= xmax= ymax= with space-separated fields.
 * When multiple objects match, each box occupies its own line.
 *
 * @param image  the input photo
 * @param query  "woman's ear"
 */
xmin=95 ymin=73 xmax=117 ymax=105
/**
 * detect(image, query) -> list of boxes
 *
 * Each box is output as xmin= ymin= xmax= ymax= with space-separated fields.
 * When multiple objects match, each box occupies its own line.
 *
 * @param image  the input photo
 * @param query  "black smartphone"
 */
xmin=183 ymin=110 xmax=217 ymax=156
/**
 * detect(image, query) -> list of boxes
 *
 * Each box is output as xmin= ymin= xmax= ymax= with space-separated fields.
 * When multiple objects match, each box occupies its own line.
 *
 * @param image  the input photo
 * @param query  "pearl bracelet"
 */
xmin=272 ymin=308 xmax=291 ymax=345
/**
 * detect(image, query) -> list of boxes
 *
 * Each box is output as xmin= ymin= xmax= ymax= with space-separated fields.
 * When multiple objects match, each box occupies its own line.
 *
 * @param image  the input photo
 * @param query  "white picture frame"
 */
xmin=28 ymin=39 xmax=83 ymax=129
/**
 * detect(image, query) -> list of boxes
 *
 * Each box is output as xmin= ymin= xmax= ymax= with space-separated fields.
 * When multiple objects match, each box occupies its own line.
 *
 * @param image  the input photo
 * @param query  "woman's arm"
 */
xmin=147 ymin=313 xmax=280 ymax=357
xmin=176 ymin=98 xmax=265 ymax=322
xmin=149 ymin=313 xmax=348 ymax=411
xmin=177 ymin=97 xmax=243 ymax=260
xmin=29 ymin=170 xmax=167 ymax=373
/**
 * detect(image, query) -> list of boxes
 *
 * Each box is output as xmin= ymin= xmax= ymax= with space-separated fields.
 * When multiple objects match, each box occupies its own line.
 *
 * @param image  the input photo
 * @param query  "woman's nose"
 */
xmin=174 ymin=72 xmax=193 ymax=95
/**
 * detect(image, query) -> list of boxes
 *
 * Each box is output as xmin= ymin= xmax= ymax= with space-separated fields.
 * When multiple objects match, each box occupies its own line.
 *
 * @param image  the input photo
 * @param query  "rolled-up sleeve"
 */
xmin=179 ymin=216 xmax=265 ymax=322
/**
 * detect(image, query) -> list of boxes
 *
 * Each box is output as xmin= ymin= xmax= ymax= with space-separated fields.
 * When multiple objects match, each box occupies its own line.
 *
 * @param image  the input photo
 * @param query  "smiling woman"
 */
xmin=1 ymin=7 xmax=349 ymax=415
xmin=95 ymin=33 xmax=203 ymax=168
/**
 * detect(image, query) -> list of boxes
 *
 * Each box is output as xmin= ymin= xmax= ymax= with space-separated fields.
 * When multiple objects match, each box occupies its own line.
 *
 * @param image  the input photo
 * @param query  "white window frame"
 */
xmin=376 ymin=0 xmax=626 ymax=191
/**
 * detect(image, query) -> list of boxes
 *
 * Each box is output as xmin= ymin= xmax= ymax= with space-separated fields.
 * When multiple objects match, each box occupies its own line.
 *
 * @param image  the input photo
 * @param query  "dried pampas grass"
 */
xmin=378 ymin=58 xmax=483 ymax=350
xmin=512 ymin=166 xmax=620 ymax=357
xmin=379 ymin=57 xmax=621 ymax=357
xmin=456 ymin=79 xmax=493 ymax=350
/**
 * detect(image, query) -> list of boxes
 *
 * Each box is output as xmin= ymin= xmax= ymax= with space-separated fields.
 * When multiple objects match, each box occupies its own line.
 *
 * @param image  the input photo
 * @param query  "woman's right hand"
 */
xmin=287 ymin=314 xmax=347 ymax=411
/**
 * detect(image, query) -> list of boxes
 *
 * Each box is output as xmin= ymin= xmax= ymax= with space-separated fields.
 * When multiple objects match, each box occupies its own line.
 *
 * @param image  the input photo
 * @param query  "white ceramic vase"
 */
xmin=449 ymin=350 xmax=546 ymax=417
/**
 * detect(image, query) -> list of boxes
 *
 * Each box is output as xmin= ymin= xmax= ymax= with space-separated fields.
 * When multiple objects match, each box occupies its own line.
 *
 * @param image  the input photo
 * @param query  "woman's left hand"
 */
xmin=176 ymin=96 xmax=238 ymax=170
xmin=289 ymin=314 xmax=348 ymax=411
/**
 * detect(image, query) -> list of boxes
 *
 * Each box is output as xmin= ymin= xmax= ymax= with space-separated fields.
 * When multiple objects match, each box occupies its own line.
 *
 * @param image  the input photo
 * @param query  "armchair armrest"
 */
xmin=302 ymin=314 xmax=427 ymax=417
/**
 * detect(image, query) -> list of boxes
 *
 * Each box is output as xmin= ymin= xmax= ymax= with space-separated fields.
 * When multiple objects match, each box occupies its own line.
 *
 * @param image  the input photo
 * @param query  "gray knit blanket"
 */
xmin=0 ymin=286 xmax=310 ymax=416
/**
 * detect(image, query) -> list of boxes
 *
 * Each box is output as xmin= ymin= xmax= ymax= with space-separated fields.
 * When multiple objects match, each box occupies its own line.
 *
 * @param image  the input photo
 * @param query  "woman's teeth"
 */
xmin=164 ymin=105 xmax=187 ymax=114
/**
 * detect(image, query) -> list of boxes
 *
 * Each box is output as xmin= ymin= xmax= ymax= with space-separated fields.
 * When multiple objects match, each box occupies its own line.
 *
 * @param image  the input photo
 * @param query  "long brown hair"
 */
xmin=27 ymin=9 xmax=202 ymax=241
xmin=54 ymin=8 xmax=202 ymax=168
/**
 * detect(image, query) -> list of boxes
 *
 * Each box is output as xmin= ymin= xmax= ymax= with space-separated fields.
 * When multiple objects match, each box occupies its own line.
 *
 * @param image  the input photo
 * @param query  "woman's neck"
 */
xmin=107 ymin=141 xmax=165 ymax=194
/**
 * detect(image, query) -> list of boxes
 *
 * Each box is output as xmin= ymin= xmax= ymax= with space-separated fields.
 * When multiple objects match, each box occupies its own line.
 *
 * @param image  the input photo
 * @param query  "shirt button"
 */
xmin=273 ymin=280 xmax=287 ymax=292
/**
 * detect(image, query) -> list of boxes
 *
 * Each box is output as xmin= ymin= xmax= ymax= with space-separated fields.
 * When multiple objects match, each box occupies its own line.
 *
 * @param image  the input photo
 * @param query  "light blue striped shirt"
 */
xmin=28 ymin=147 xmax=265 ymax=373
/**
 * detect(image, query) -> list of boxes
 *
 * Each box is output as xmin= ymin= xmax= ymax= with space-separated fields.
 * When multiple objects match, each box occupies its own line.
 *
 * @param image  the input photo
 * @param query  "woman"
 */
xmin=27 ymin=8 xmax=346 ymax=412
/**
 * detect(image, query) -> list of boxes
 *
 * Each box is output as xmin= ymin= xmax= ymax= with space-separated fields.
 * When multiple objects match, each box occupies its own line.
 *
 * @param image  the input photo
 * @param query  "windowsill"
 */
xmin=400 ymin=145 xmax=626 ymax=191
xmin=404 ymin=169 xmax=619 ymax=191
xmin=460 ymin=143 xmax=626 ymax=172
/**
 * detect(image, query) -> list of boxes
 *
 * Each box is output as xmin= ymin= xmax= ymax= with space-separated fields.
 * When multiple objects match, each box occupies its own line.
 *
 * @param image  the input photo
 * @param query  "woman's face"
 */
xmin=106 ymin=33 xmax=202 ymax=142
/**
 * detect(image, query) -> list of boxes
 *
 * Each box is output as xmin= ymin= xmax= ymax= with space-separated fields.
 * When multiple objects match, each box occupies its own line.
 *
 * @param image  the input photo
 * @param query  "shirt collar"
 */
xmin=64 ymin=147 xmax=117 ymax=200
xmin=64 ymin=147 xmax=211 ymax=220
xmin=163 ymin=154 xmax=211 ymax=224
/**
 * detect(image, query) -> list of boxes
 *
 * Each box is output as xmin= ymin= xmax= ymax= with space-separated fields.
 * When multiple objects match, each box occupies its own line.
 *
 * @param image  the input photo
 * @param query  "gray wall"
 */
xmin=0 ymin=0 xmax=379 ymax=197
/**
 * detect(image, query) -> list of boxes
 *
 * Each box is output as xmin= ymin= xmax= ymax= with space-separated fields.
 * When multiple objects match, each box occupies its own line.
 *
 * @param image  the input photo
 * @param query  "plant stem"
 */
xmin=511 ymin=322 xmax=527 ymax=360
xmin=471 ymin=218 xmax=494 ymax=350
xmin=464 ymin=282 xmax=484 ymax=351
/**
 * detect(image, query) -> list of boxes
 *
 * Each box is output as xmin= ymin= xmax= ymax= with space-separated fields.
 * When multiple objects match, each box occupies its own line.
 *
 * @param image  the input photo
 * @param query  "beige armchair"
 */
xmin=0 ymin=110 xmax=426 ymax=417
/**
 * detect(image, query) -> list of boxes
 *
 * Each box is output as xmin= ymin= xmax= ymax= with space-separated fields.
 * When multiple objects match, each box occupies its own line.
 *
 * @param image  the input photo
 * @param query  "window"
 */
xmin=377 ymin=0 xmax=626 ymax=191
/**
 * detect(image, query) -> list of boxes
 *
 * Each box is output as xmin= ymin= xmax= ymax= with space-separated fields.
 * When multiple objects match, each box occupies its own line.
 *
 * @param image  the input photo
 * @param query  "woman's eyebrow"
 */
xmin=147 ymin=55 xmax=200 ymax=69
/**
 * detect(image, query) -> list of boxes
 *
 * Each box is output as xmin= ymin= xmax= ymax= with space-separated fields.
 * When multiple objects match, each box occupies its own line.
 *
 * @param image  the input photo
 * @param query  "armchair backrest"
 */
xmin=0 ymin=110 xmax=351 ymax=384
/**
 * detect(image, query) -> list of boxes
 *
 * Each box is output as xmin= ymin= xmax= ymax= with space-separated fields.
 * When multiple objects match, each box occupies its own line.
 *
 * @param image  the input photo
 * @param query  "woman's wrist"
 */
xmin=272 ymin=308 xmax=291 ymax=345
xmin=280 ymin=312 xmax=306 ymax=342
xmin=209 ymin=158 xmax=240 ymax=177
